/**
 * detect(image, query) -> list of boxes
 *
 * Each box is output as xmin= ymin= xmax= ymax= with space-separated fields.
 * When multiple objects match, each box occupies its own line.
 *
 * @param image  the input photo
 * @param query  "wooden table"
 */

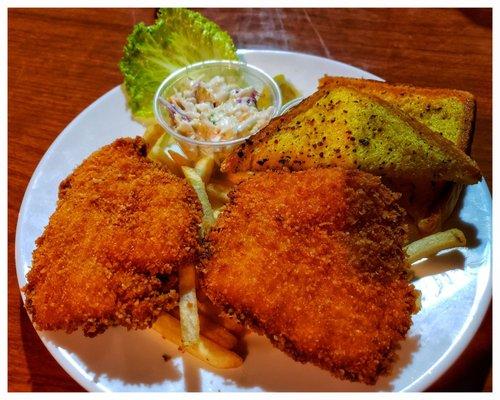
xmin=8 ymin=8 xmax=491 ymax=392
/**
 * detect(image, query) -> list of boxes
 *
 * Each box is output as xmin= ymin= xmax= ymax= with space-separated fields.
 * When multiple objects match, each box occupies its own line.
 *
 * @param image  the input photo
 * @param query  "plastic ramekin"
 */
xmin=153 ymin=60 xmax=282 ymax=159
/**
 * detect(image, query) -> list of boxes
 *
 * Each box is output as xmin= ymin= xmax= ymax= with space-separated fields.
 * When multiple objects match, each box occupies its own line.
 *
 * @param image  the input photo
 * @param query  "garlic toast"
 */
xmin=222 ymin=86 xmax=481 ymax=185
xmin=319 ymin=77 xmax=476 ymax=233
xmin=319 ymin=77 xmax=475 ymax=152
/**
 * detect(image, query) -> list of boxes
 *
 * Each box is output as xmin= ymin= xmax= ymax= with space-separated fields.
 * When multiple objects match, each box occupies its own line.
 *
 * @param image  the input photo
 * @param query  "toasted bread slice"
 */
xmin=319 ymin=77 xmax=476 ymax=152
xmin=319 ymin=77 xmax=476 ymax=234
xmin=222 ymin=86 xmax=481 ymax=186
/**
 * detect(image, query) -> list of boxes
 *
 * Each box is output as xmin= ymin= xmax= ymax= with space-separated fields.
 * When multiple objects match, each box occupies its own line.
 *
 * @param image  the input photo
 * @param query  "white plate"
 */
xmin=15 ymin=49 xmax=492 ymax=392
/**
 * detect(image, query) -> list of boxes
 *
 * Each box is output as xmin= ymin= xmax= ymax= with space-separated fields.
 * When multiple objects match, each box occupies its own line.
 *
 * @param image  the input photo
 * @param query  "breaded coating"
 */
xmin=201 ymin=168 xmax=419 ymax=384
xmin=24 ymin=137 xmax=201 ymax=337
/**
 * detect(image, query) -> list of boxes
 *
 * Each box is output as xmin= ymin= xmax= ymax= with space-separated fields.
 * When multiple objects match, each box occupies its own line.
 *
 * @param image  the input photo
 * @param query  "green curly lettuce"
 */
xmin=119 ymin=8 xmax=238 ymax=123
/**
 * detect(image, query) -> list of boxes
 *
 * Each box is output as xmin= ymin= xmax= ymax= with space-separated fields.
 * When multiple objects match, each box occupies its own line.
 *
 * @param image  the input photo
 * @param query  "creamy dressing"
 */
xmin=163 ymin=76 xmax=274 ymax=142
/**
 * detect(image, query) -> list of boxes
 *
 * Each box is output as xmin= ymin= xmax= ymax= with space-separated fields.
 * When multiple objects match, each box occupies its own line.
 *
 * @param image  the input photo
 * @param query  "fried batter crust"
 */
xmin=24 ymin=137 xmax=201 ymax=337
xmin=201 ymin=168 xmax=419 ymax=384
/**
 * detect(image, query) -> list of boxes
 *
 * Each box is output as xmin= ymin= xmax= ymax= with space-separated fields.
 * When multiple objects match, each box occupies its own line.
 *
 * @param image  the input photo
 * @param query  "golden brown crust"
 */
xmin=24 ymin=137 xmax=202 ymax=336
xmin=200 ymin=168 xmax=419 ymax=384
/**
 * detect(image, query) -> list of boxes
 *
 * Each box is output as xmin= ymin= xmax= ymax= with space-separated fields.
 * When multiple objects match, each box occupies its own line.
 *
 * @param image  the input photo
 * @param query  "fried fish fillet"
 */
xmin=200 ymin=168 xmax=419 ymax=384
xmin=24 ymin=137 xmax=201 ymax=337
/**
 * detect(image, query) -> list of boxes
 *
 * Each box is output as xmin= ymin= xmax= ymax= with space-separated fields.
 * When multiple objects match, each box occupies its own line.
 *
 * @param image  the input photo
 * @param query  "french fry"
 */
xmin=197 ymin=300 xmax=245 ymax=335
xmin=162 ymin=154 xmax=184 ymax=177
xmin=171 ymin=308 xmax=238 ymax=350
xmin=168 ymin=149 xmax=192 ymax=169
xmin=213 ymin=207 xmax=225 ymax=220
xmin=147 ymin=132 xmax=187 ymax=177
xmin=182 ymin=166 xmax=215 ymax=236
xmin=405 ymin=228 xmax=466 ymax=264
xmin=143 ymin=124 xmax=165 ymax=147
xmin=157 ymin=131 xmax=176 ymax=148
xmin=195 ymin=156 xmax=215 ymax=183
xmin=178 ymin=141 xmax=200 ymax=162
xmin=153 ymin=313 xmax=243 ymax=369
xmin=198 ymin=312 xmax=238 ymax=349
xmin=178 ymin=264 xmax=200 ymax=347
xmin=214 ymin=314 xmax=245 ymax=336
xmin=148 ymin=132 xmax=171 ymax=163
xmin=206 ymin=183 xmax=231 ymax=205
xmin=148 ymin=142 xmax=171 ymax=165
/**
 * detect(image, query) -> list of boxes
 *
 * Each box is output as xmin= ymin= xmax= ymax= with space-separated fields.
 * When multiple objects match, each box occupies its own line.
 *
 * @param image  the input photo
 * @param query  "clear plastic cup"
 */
xmin=153 ymin=60 xmax=282 ymax=161
xmin=280 ymin=96 xmax=305 ymax=115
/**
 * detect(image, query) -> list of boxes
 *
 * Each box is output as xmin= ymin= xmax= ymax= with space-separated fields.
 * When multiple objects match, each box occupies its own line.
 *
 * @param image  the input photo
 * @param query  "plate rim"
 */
xmin=15 ymin=85 xmax=125 ymax=392
xmin=404 ymin=179 xmax=491 ymax=392
xmin=14 ymin=49 xmax=492 ymax=393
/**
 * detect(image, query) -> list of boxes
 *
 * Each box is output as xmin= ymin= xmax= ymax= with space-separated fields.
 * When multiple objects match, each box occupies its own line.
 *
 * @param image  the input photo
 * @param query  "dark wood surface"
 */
xmin=8 ymin=8 xmax=492 ymax=392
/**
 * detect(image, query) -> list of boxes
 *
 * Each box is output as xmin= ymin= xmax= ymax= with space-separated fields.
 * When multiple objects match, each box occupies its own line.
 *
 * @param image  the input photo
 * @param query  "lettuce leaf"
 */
xmin=120 ymin=8 xmax=238 ymax=124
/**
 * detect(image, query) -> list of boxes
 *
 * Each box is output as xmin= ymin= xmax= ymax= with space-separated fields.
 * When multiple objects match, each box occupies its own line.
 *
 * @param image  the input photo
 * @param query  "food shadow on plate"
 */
xmin=20 ymin=297 xmax=422 ymax=392
xmin=182 ymin=359 xmax=201 ymax=392
xmin=412 ymin=250 xmax=466 ymax=280
xmin=19 ymin=304 xmax=84 ymax=391
xmin=41 ymin=327 xmax=182 ymax=387
xmin=372 ymin=334 xmax=422 ymax=392
xmin=179 ymin=333 xmax=421 ymax=392
xmin=410 ymin=188 xmax=480 ymax=280
xmin=443 ymin=189 xmax=480 ymax=249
